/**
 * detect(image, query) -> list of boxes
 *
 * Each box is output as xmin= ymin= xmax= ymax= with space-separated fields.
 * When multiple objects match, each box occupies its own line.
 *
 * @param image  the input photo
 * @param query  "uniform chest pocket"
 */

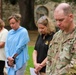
xmin=52 ymin=41 xmax=59 ymax=50
xmin=60 ymin=40 xmax=74 ymax=60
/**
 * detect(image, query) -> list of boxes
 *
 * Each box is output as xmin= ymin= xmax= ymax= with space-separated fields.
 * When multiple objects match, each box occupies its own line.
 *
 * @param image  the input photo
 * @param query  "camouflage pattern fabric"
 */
xmin=46 ymin=28 xmax=76 ymax=75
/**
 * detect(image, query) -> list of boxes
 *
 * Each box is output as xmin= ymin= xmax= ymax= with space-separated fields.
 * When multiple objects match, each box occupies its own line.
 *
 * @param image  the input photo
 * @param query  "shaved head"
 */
xmin=54 ymin=3 xmax=74 ymax=33
xmin=54 ymin=3 xmax=72 ymax=15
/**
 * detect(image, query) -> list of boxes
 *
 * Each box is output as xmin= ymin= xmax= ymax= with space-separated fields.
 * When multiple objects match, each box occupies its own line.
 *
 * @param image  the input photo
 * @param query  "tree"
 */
xmin=5 ymin=0 xmax=37 ymax=30
xmin=18 ymin=0 xmax=36 ymax=30
xmin=4 ymin=0 xmax=76 ymax=30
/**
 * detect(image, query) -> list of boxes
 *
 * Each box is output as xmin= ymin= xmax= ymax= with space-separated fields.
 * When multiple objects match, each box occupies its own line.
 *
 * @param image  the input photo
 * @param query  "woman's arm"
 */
xmin=40 ymin=57 xmax=47 ymax=67
xmin=0 ymin=42 xmax=5 ymax=48
xmin=33 ymin=50 xmax=37 ymax=66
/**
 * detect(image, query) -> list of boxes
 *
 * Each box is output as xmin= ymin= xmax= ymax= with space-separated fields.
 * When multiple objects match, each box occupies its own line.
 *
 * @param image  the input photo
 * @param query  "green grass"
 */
xmin=25 ymin=46 xmax=34 ymax=75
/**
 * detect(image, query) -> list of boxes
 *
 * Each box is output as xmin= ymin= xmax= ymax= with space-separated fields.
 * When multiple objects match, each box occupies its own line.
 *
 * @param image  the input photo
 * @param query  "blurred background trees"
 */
xmin=4 ymin=0 xmax=76 ymax=30
xmin=5 ymin=0 xmax=36 ymax=30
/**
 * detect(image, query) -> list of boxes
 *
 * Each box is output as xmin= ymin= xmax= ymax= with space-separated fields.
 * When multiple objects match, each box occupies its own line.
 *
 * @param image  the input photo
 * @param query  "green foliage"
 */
xmin=65 ymin=0 xmax=76 ymax=5
xmin=51 ymin=0 xmax=61 ymax=2
xmin=35 ymin=0 xmax=61 ymax=5
xmin=25 ymin=46 xmax=34 ymax=75
xmin=4 ymin=0 xmax=76 ymax=5
xmin=73 ymin=0 xmax=76 ymax=3
xmin=9 ymin=0 xmax=18 ymax=5
xmin=35 ymin=0 xmax=50 ymax=5
xmin=66 ymin=0 xmax=76 ymax=4
xmin=35 ymin=0 xmax=76 ymax=5
xmin=4 ymin=0 xmax=18 ymax=5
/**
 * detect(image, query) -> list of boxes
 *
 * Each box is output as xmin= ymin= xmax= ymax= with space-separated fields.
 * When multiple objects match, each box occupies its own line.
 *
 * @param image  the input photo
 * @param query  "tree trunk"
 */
xmin=18 ymin=0 xmax=37 ymax=30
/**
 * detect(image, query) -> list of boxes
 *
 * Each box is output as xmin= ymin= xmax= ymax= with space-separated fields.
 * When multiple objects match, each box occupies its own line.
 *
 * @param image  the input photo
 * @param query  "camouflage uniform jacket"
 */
xmin=46 ymin=28 xmax=76 ymax=75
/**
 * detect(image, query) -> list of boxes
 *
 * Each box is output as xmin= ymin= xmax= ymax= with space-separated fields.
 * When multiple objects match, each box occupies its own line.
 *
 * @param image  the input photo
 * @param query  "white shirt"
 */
xmin=0 ymin=28 xmax=8 ymax=60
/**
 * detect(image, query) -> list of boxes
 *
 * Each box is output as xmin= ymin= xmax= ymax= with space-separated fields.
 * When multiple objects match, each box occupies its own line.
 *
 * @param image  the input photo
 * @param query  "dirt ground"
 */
xmin=28 ymin=30 xmax=38 ymax=46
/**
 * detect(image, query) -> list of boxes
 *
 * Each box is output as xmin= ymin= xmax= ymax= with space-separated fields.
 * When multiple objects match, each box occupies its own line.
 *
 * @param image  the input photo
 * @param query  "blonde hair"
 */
xmin=8 ymin=13 xmax=21 ymax=22
xmin=0 ymin=18 xmax=5 ymax=28
xmin=37 ymin=15 xmax=56 ymax=34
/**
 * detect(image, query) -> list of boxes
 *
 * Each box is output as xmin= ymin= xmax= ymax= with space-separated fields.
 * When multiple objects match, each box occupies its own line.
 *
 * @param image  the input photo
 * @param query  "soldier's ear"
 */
xmin=68 ymin=14 xmax=73 ymax=21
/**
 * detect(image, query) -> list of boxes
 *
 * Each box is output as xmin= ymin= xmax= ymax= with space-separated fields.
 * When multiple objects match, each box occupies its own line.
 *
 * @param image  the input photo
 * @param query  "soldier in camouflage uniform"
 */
xmin=46 ymin=3 xmax=76 ymax=75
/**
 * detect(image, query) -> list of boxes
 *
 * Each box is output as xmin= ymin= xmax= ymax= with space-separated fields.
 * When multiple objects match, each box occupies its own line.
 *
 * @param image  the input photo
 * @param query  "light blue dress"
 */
xmin=5 ymin=26 xmax=30 ymax=75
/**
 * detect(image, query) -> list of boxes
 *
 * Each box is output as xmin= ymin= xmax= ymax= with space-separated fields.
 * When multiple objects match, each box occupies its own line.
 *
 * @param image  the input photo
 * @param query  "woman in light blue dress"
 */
xmin=5 ymin=13 xmax=30 ymax=75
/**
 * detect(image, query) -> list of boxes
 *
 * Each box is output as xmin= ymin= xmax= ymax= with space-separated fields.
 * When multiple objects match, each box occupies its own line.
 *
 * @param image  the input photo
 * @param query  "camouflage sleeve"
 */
xmin=46 ymin=37 xmax=54 ymax=74
xmin=68 ymin=40 xmax=76 ymax=74
xmin=46 ymin=43 xmax=52 ymax=74
xmin=59 ymin=40 xmax=76 ymax=75
xmin=46 ymin=35 xmax=56 ymax=75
